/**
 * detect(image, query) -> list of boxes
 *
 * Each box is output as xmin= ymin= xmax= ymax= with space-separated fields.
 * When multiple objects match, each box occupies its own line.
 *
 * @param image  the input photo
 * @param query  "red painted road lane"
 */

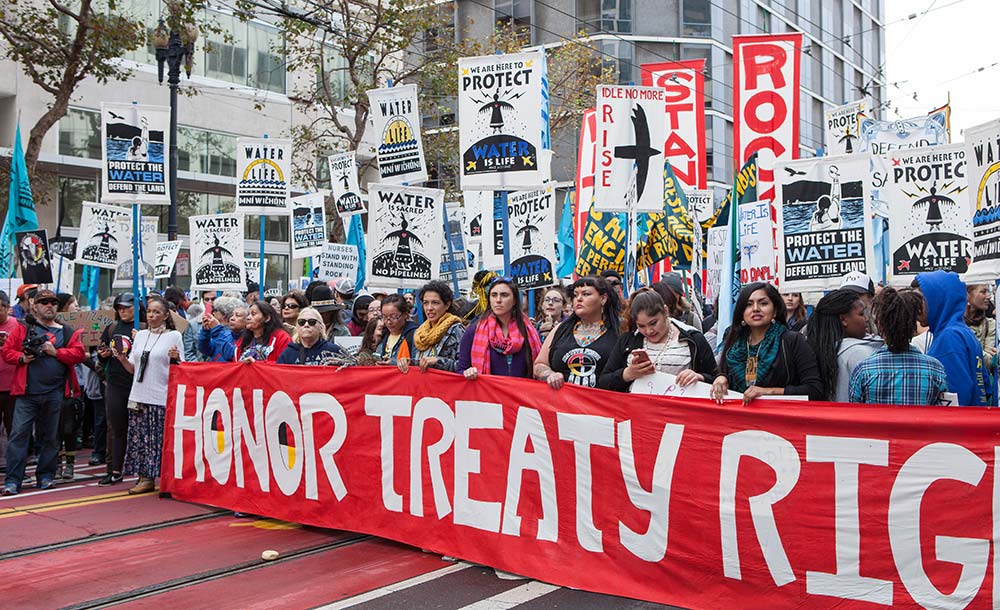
xmin=119 ymin=538 xmax=453 ymax=610
xmin=0 ymin=493 xmax=217 ymax=555
xmin=0 ymin=517 xmax=352 ymax=610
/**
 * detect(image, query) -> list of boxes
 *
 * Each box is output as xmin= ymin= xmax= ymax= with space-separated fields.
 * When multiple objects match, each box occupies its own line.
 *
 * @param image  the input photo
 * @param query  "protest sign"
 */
xmin=480 ymin=192 xmax=508 ymax=270
xmin=505 ymin=186 xmax=556 ymax=289
xmin=595 ymin=85 xmax=667 ymax=212
xmin=775 ymin=155 xmax=875 ymax=291
xmin=289 ymin=193 xmax=327 ymax=258
xmin=367 ymin=84 xmax=427 ymax=185
xmin=886 ymin=143 xmax=972 ymax=284
xmin=56 ymin=309 xmax=115 ymax=347
xmin=155 ymin=240 xmax=182 ymax=279
xmin=629 ymin=371 xmax=740 ymax=399
xmin=706 ymin=225 xmax=727 ymax=301
xmin=75 ymin=202 xmax=130 ymax=269
xmin=15 ymin=229 xmax=52 ymax=284
xmin=366 ymin=184 xmax=443 ymax=288
xmin=575 ymin=108 xmax=597 ymax=263
xmin=458 ymin=51 xmax=547 ymax=190
xmin=462 ymin=191 xmax=487 ymax=245
xmin=113 ymin=215 xmax=157 ymax=289
xmin=318 ymin=243 xmax=359 ymax=283
xmin=738 ymin=200 xmax=775 ymax=284
xmin=440 ymin=202 xmax=471 ymax=292
xmin=733 ymin=33 xmax=802 ymax=203
xmin=575 ymin=207 xmax=625 ymax=277
xmin=189 ymin=213 xmax=246 ymax=291
xmin=641 ymin=59 xmax=707 ymax=189
xmin=101 ymin=103 xmax=169 ymax=204
xmin=51 ymin=254 xmax=75 ymax=295
xmin=327 ymin=152 xmax=366 ymax=216
xmin=243 ymin=257 xmax=268 ymax=288
xmin=824 ymin=99 xmax=869 ymax=155
xmin=963 ymin=118 xmax=1000 ymax=282
xmin=236 ymin=138 xmax=292 ymax=215
xmin=164 ymin=364 xmax=1000 ymax=610
xmin=49 ymin=236 xmax=77 ymax=261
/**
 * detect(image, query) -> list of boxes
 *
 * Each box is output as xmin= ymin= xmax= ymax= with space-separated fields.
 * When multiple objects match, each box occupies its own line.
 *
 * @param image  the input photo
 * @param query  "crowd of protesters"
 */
xmin=0 ymin=267 xmax=994 ymax=495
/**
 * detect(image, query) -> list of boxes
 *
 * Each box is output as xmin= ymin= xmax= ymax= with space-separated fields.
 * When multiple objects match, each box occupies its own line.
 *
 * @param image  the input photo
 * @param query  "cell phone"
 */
xmin=112 ymin=335 xmax=132 ymax=356
xmin=631 ymin=349 xmax=650 ymax=364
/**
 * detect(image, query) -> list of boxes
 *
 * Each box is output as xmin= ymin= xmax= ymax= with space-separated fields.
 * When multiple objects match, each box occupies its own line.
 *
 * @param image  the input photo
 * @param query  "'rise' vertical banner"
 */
xmin=640 ymin=59 xmax=707 ymax=190
xmin=732 ymin=33 xmax=802 ymax=204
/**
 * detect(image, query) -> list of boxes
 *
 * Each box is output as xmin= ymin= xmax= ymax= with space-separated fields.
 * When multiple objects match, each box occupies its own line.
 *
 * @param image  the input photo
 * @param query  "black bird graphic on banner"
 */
xmin=613 ymin=105 xmax=660 ymax=201
xmin=109 ymin=111 xmax=125 ymax=120
xmin=784 ymin=167 xmax=807 ymax=177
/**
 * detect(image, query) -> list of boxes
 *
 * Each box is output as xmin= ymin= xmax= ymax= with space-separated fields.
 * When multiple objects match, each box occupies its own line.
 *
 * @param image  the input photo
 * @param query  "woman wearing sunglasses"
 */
xmin=276 ymin=307 xmax=348 ymax=365
xmin=279 ymin=290 xmax=307 ymax=334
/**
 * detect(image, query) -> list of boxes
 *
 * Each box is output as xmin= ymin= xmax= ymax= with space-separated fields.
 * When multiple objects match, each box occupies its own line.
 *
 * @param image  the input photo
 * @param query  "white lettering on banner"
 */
xmin=174 ymin=385 xmax=205 ymax=482
xmin=234 ymin=389 xmax=269 ymax=492
xmin=804 ymin=436 xmax=892 ymax=604
xmin=454 ymin=401 xmax=504 ymax=533
xmin=265 ymin=392 xmax=304 ymax=496
xmin=365 ymin=395 xmax=411 ymax=512
xmin=301 ymin=393 xmax=348 ymax=501
xmin=204 ymin=388 xmax=233 ymax=485
xmin=720 ymin=430 xmax=800 ymax=586
xmin=410 ymin=398 xmax=455 ymax=519
xmin=557 ymin=413 xmax=616 ymax=552
xmin=502 ymin=408 xmax=558 ymax=542
xmin=888 ymin=443 xmax=989 ymax=609
xmin=617 ymin=421 xmax=684 ymax=562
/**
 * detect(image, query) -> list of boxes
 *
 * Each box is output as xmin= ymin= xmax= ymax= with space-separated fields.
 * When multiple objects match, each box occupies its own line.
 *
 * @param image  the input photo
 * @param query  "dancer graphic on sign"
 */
xmin=475 ymin=89 xmax=522 ymax=133
xmin=838 ymin=127 xmax=857 ymax=154
xmin=196 ymin=234 xmax=241 ymax=285
xmin=386 ymin=213 xmax=423 ymax=271
xmin=516 ymin=215 xmax=540 ymax=250
xmin=810 ymin=166 xmax=843 ymax=231
xmin=127 ymin=116 xmax=149 ymax=161
xmin=913 ymin=182 xmax=954 ymax=228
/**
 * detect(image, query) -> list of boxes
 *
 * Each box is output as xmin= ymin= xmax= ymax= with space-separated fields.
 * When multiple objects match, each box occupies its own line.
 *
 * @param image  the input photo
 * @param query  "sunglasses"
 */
xmin=283 ymin=303 xmax=300 ymax=309
xmin=606 ymin=280 xmax=622 ymax=287
xmin=297 ymin=318 xmax=320 ymax=327
xmin=36 ymin=299 xmax=59 ymax=306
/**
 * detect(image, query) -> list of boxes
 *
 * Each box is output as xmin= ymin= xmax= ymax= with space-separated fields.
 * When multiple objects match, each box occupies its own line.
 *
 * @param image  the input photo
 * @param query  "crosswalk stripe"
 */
xmin=455 ymin=582 xmax=560 ymax=610
xmin=314 ymin=562 xmax=472 ymax=609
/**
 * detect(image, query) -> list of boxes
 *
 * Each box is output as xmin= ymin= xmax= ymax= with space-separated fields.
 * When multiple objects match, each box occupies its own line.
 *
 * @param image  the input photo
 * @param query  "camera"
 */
xmin=22 ymin=314 xmax=48 ymax=359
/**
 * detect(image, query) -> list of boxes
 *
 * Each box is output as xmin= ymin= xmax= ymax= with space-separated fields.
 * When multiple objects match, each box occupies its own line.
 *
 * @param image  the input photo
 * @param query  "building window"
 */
xmin=205 ymin=11 xmax=248 ymax=85
xmin=244 ymin=216 xmax=289 ymax=242
xmin=576 ymin=0 xmax=632 ymax=34
xmin=599 ymin=40 xmax=634 ymax=84
xmin=57 ymin=176 xmax=97 ymax=229
xmin=682 ymin=0 xmax=711 ymax=37
xmin=248 ymin=21 xmax=285 ymax=93
xmin=425 ymin=2 xmax=456 ymax=53
xmin=176 ymin=127 xmax=237 ymax=177
xmin=495 ymin=0 xmax=530 ymax=36
xmin=58 ymin=108 xmax=101 ymax=160
xmin=680 ymin=44 xmax=711 ymax=108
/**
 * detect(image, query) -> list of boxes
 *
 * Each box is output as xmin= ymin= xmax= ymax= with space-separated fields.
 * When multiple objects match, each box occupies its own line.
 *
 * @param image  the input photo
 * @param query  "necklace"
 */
xmin=574 ymin=320 xmax=605 ymax=347
xmin=745 ymin=337 xmax=762 ymax=386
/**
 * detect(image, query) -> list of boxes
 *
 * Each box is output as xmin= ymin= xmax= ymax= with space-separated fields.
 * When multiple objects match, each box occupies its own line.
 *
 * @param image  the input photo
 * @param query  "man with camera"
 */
xmin=0 ymin=289 xmax=85 ymax=494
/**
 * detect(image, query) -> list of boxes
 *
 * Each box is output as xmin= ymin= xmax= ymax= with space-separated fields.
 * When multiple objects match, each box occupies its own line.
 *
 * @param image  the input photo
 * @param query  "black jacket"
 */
xmin=598 ymin=321 xmax=719 ymax=392
xmin=721 ymin=329 xmax=823 ymax=400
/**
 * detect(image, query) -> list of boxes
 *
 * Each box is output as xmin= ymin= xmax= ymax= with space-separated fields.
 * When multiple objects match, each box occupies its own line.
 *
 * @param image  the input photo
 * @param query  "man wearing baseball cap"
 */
xmin=12 ymin=284 xmax=37 ymax=320
xmin=0 ymin=289 xmax=86 ymax=494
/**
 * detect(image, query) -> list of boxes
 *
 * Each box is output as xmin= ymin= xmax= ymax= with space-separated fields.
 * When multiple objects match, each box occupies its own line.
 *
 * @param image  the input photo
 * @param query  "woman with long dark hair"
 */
xmin=965 ymin=283 xmax=996 ymax=363
xmin=236 ymin=301 xmax=291 ymax=363
xmin=534 ymin=276 xmax=620 ymax=389
xmin=782 ymin=292 xmax=808 ymax=332
xmin=96 ymin=292 xmax=137 ymax=486
xmin=116 ymin=295 xmax=184 ymax=494
xmin=711 ymin=282 xmax=822 ymax=404
xmin=399 ymin=281 xmax=464 ymax=373
xmin=458 ymin=277 xmax=541 ymax=379
xmin=849 ymin=287 xmax=948 ymax=405
xmin=599 ymin=290 xmax=717 ymax=392
xmin=806 ymin=289 xmax=882 ymax=401
xmin=348 ymin=295 xmax=375 ymax=336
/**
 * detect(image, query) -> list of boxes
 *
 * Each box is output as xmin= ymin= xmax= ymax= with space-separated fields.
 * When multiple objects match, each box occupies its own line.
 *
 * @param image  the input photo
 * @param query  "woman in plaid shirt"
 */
xmin=849 ymin=287 xmax=948 ymax=406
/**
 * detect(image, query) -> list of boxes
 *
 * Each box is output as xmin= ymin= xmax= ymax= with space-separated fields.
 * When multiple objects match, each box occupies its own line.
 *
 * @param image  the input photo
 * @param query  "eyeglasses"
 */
xmin=296 ymin=318 xmax=320 ymax=327
xmin=203 ymin=297 xmax=216 ymax=302
xmin=283 ymin=302 xmax=300 ymax=309
xmin=543 ymin=297 xmax=564 ymax=304
xmin=36 ymin=299 xmax=58 ymax=306
xmin=383 ymin=313 xmax=404 ymax=322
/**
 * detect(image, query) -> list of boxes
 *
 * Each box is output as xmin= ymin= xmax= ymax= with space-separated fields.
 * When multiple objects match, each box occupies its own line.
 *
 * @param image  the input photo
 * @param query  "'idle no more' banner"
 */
xmin=164 ymin=365 xmax=999 ymax=610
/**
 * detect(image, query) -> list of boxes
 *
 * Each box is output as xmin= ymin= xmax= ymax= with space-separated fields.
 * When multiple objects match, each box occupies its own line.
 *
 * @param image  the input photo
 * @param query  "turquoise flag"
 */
xmin=346 ymin=214 xmax=366 ymax=290
xmin=555 ymin=190 xmax=575 ymax=278
xmin=0 ymin=125 xmax=38 ymax=277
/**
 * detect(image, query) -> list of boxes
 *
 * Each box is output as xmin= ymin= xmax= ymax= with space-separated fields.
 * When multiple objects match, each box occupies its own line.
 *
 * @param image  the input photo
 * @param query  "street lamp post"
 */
xmin=152 ymin=8 xmax=197 ymax=283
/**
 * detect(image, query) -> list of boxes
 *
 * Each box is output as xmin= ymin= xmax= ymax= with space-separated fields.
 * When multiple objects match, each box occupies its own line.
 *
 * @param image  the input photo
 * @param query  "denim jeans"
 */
xmin=5 ymin=390 xmax=63 ymax=490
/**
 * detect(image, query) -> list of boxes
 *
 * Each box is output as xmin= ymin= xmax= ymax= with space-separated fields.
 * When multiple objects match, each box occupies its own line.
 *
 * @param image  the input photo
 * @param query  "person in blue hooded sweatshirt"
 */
xmin=913 ymin=271 xmax=991 ymax=406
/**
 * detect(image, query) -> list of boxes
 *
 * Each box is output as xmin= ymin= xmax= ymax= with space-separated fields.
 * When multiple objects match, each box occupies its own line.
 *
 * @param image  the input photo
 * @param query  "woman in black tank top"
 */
xmin=534 ymin=276 xmax=621 ymax=389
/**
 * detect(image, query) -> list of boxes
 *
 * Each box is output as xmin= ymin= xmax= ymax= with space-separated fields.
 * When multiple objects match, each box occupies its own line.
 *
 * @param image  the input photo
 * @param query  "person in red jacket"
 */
xmin=1 ymin=289 xmax=86 ymax=495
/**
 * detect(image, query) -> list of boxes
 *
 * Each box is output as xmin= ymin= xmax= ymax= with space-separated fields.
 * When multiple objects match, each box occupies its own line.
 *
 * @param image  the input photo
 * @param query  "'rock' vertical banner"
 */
xmin=236 ymin=138 xmax=292 ymax=215
xmin=732 ymin=33 xmax=802 ymax=204
xmin=775 ymin=155 xmax=874 ymax=292
xmin=963 ymin=118 xmax=1000 ymax=282
xmin=289 ymin=192 xmax=327 ymax=259
xmin=101 ymin=103 xmax=170 ymax=204
xmin=458 ymin=51 xmax=547 ymax=190
xmin=595 ymin=85 xmax=667 ymax=213
xmin=886 ymin=143 xmax=972 ymax=284
xmin=365 ymin=184 xmax=443 ymax=288
xmin=75 ymin=202 xmax=131 ymax=269
xmin=366 ymin=84 xmax=428 ymax=185
xmin=824 ymin=99 xmax=870 ymax=156
xmin=506 ymin=185 xmax=556 ymax=289
xmin=189 ymin=213 xmax=246 ymax=292
xmin=640 ymin=59 xmax=707 ymax=189
xmin=327 ymin=152 xmax=366 ymax=216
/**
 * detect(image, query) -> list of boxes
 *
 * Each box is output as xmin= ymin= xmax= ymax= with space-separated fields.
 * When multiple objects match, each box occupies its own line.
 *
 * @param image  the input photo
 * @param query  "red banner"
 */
xmin=641 ymin=59 xmax=707 ymax=190
xmin=733 ymin=33 xmax=802 ymax=204
xmin=163 ymin=364 xmax=999 ymax=609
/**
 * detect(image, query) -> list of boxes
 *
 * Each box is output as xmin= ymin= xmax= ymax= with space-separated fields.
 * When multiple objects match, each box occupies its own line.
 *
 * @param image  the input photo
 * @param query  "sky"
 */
xmin=885 ymin=0 xmax=1000 ymax=139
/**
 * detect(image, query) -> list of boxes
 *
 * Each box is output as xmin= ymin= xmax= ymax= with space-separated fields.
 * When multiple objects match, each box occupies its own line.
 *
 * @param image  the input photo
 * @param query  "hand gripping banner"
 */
xmin=165 ymin=364 xmax=1000 ymax=610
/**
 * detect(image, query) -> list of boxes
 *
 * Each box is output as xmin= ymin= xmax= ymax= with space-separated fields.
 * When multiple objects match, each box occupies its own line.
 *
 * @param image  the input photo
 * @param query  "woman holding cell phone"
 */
xmin=599 ymin=289 xmax=718 ymax=392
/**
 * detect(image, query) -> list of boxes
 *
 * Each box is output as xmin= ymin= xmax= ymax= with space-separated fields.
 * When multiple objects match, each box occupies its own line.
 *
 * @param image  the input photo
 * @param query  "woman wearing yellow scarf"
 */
xmin=397 ymin=281 xmax=466 ymax=374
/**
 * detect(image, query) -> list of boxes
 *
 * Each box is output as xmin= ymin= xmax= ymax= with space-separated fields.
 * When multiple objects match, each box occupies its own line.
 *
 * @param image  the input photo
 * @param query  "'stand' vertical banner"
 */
xmin=640 ymin=59 xmax=707 ymax=190
xmin=733 ymin=33 xmax=802 ymax=203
